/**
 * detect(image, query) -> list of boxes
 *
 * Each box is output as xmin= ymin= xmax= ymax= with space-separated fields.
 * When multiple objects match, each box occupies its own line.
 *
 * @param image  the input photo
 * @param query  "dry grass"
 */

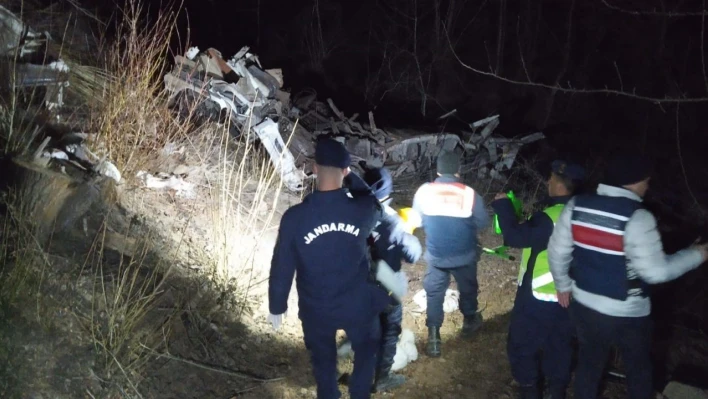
xmin=0 ymin=194 xmax=48 ymax=311
xmin=202 ymin=123 xmax=286 ymax=310
xmin=0 ymin=0 xmax=296 ymax=396
xmin=86 ymin=0 xmax=184 ymax=180
xmin=76 ymin=220 xmax=176 ymax=397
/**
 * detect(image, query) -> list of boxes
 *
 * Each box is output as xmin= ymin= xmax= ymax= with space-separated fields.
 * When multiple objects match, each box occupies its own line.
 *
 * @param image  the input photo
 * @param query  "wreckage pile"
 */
xmin=1 ymin=0 xmax=542 ymax=196
xmin=163 ymin=47 xmax=545 ymax=192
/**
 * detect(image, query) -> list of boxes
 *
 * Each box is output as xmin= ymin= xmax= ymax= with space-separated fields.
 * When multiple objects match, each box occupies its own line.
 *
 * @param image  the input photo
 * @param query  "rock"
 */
xmin=96 ymin=160 xmax=121 ymax=183
xmin=1 ymin=158 xmax=116 ymax=245
xmin=663 ymin=381 xmax=708 ymax=399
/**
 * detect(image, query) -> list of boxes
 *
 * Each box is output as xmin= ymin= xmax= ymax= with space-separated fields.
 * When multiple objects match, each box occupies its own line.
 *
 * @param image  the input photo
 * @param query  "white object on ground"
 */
xmin=136 ymin=170 xmax=195 ymax=198
xmin=97 ymin=160 xmax=121 ymax=183
xmin=185 ymin=46 xmax=200 ymax=60
xmin=391 ymin=329 xmax=418 ymax=371
xmin=412 ymin=289 xmax=460 ymax=313
xmin=337 ymin=340 xmax=352 ymax=358
xmin=375 ymin=260 xmax=408 ymax=302
xmin=48 ymin=59 xmax=69 ymax=72
xmin=268 ymin=313 xmax=285 ymax=331
xmin=337 ymin=328 xmax=418 ymax=371
xmin=251 ymin=118 xmax=307 ymax=191
xmin=42 ymin=149 xmax=69 ymax=160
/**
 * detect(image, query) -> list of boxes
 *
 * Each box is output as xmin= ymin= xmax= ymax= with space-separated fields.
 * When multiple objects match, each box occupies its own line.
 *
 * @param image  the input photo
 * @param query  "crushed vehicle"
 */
xmin=162 ymin=46 xmax=545 ymax=192
xmin=0 ymin=5 xmax=70 ymax=110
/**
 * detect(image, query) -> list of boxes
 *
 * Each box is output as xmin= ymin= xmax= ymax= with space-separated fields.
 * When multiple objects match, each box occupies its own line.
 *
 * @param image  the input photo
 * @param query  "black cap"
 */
xmin=315 ymin=138 xmax=351 ymax=169
xmin=602 ymin=154 xmax=652 ymax=187
xmin=551 ymin=160 xmax=586 ymax=181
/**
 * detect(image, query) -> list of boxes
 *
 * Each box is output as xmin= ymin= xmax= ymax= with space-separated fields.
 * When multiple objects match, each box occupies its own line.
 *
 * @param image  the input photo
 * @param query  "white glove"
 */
xmin=268 ymin=312 xmax=286 ymax=331
xmin=375 ymin=260 xmax=408 ymax=302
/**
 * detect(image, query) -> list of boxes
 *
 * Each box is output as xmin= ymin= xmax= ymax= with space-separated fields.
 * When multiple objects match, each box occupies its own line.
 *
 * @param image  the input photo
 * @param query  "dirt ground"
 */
xmin=0 ymin=167 xmax=632 ymax=399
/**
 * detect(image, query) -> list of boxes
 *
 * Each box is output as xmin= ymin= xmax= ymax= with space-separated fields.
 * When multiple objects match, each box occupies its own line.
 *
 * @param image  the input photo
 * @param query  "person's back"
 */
xmin=410 ymin=151 xmax=490 ymax=357
xmin=268 ymin=139 xmax=389 ymax=399
xmin=413 ymin=178 xmax=488 ymax=267
xmin=278 ymin=189 xmax=382 ymax=326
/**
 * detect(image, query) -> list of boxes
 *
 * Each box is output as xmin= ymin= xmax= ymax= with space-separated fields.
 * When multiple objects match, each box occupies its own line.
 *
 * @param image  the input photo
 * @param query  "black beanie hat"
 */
xmin=602 ymin=154 xmax=652 ymax=187
xmin=437 ymin=151 xmax=460 ymax=175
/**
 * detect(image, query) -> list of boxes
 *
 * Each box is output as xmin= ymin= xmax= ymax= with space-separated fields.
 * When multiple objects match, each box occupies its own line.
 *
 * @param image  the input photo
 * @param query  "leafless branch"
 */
xmin=444 ymin=25 xmax=708 ymax=103
xmin=601 ymin=0 xmax=708 ymax=17
xmin=674 ymin=104 xmax=702 ymax=212
xmin=613 ymin=61 xmax=624 ymax=92
xmin=702 ymin=0 xmax=708 ymax=93
xmin=516 ymin=15 xmax=531 ymax=81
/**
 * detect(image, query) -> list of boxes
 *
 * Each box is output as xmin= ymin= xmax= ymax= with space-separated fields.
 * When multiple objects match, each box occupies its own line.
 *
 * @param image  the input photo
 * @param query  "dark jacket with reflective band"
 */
xmin=268 ymin=187 xmax=389 ymax=327
xmin=570 ymin=194 xmax=647 ymax=301
xmin=492 ymin=196 xmax=571 ymax=304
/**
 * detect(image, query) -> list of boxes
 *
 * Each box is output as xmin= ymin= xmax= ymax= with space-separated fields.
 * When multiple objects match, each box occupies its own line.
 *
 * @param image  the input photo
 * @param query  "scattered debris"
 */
xmin=336 ymin=328 xmax=419 ymax=372
xmin=412 ymin=289 xmax=460 ymax=314
xmin=163 ymin=46 xmax=545 ymax=191
xmin=0 ymin=5 xmax=71 ymax=109
xmin=136 ymin=171 xmax=196 ymax=199
xmin=391 ymin=329 xmax=418 ymax=371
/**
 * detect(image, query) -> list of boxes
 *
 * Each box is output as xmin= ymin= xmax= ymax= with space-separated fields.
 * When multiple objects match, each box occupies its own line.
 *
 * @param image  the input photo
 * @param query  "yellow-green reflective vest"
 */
xmin=519 ymin=204 xmax=565 ymax=302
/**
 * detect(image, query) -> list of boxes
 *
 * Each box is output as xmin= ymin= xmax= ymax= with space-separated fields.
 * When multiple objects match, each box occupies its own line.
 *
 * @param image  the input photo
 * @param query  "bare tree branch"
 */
xmin=444 ymin=25 xmax=708 ymax=104
xmin=601 ymin=0 xmax=708 ymax=17
xmin=674 ymin=104 xmax=703 ymax=212
xmin=702 ymin=0 xmax=708 ymax=93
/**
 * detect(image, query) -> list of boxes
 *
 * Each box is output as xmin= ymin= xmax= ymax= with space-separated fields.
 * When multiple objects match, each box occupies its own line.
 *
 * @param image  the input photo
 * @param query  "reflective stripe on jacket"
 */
xmin=519 ymin=204 xmax=565 ymax=302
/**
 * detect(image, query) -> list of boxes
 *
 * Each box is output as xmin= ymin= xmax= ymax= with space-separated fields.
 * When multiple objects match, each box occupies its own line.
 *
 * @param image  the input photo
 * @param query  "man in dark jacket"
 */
xmin=364 ymin=167 xmax=422 ymax=392
xmin=412 ymin=151 xmax=490 ymax=357
xmin=338 ymin=166 xmax=423 ymax=392
xmin=492 ymin=160 xmax=585 ymax=399
xmin=268 ymin=139 xmax=390 ymax=399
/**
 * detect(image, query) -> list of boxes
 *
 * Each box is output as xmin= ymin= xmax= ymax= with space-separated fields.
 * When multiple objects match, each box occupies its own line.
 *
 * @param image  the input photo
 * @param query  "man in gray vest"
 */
xmin=548 ymin=153 xmax=708 ymax=399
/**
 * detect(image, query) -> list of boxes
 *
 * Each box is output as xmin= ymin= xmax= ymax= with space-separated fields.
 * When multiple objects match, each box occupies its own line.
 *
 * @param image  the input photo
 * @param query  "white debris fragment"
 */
xmin=412 ymin=289 xmax=459 ymax=313
xmin=97 ymin=160 xmax=121 ymax=183
xmin=337 ymin=328 xmax=418 ymax=371
xmin=185 ymin=46 xmax=200 ymax=60
xmin=252 ymin=118 xmax=307 ymax=191
xmin=136 ymin=170 xmax=196 ymax=199
xmin=42 ymin=149 xmax=69 ymax=160
xmin=48 ymin=59 xmax=69 ymax=72
xmin=391 ymin=329 xmax=418 ymax=371
xmin=336 ymin=340 xmax=352 ymax=358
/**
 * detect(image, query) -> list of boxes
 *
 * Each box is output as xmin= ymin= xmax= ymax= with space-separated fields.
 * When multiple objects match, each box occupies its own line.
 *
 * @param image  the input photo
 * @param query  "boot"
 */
xmin=426 ymin=326 xmax=442 ymax=357
xmin=372 ymin=373 xmax=406 ymax=393
xmin=461 ymin=313 xmax=483 ymax=339
xmin=517 ymin=384 xmax=541 ymax=399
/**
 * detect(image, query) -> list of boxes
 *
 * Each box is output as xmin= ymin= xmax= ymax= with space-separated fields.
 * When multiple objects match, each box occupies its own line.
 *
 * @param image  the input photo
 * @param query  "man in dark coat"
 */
xmin=268 ymin=139 xmax=390 ymax=399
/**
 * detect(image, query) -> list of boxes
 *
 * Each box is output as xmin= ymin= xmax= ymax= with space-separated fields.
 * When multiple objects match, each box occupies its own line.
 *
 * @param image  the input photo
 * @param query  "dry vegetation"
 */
xmin=0 ymin=1 xmax=293 ymax=397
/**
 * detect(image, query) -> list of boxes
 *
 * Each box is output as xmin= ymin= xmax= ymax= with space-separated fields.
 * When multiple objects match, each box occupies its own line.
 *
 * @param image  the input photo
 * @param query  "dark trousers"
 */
xmin=507 ymin=288 xmax=573 ymax=389
xmin=570 ymin=301 xmax=653 ymax=399
xmin=302 ymin=318 xmax=381 ymax=399
xmin=423 ymin=262 xmax=479 ymax=327
xmin=376 ymin=303 xmax=403 ymax=378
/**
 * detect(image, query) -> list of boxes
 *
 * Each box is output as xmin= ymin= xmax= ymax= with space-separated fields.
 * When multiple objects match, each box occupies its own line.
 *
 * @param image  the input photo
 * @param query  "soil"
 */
xmin=0 ymin=153 xmax=686 ymax=399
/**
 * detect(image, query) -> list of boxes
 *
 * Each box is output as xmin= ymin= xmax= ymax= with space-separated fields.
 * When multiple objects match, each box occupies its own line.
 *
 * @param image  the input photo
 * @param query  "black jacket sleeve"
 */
xmin=491 ymin=198 xmax=552 ymax=249
xmin=345 ymin=171 xmax=374 ymax=198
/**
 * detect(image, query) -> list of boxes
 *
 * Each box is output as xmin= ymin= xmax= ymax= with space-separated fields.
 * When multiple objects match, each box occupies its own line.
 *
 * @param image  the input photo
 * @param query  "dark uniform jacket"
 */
xmin=269 ymin=184 xmax=389 ymax=327
xmin=492 ymin=195 xmax=571 ymax=316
